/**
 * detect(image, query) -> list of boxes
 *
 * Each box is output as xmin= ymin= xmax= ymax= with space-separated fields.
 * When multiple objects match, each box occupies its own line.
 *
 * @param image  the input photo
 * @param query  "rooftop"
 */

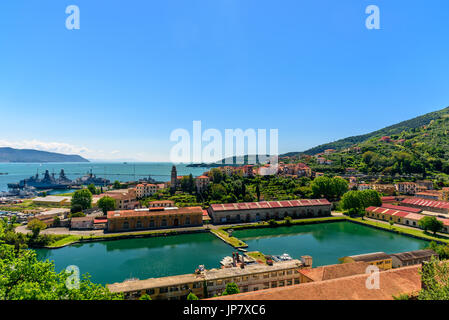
xmin=210 ymin=199 xmax=331 ymax=212
xmin=107 ymin=206 xmax=203 ymax=219
xmin=402 ymin=198 xmax=449 ymax=210
xmin=298 ymin=262 xmax=370 ymax=282
xmin=209 ymin=265 xmax=421 ymax=300
xmin=390 ymin=249 xmax=438 ymax=262
xmin=107 ymin=260 xmax=303 ymax=293
xmin=345 ymin=252 xmax=391 ymax=262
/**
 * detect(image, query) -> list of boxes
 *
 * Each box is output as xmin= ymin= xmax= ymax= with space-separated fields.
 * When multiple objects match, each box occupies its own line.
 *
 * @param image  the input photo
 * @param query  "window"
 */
xmin=287 ymin=280 xmax=292 ymax=286
xmin=185 ymin=217 xmax=191 ymax=225
xmin=123 ymin=221 xmax=129 ymax=229
xmin=207 ymin=281 xmax=214 ymax=286
xmin=243 ymin=276 xmax=249 ymax=281
xmin=169 ymin=286 xmax=179 ymax=292
xmin=161 ymin=219 xmax=167 ymax=227
xmin=146 ymin=289 xmax=155 ymax=295
xmin=252 ymin=275 xmax=259 ymax=279
xmin=278 ymin=281 xmax=285 ymax=287
xmin=294 ymin=278 xmax=300 ymax=284
xmin=263 ymin=282 xmax=270 ymax=289
xmin=234 ymin=277 xmax=241 ymax=283
xmin=287 ymin=270 xmax=292 ymax=275
xmin=150 ymin=220 xmax=155 ymax=227
xmin=216 ymin=280 xmax=223 ymax=285
xmin=278 ymin=271 xmax=285 ymax=277
xmin=136 ymin=220 xmax=142 ymax=228
xmin=263 ymin=273 xmax=269 ymax=279
xmin=271 ymin=282 xmax=277 ymax=288
xmin=193 ymin=282 xmax=202 ymax=289
xmin=271 ymin=272 xmax=277 ymax=277
xmin=159 ymin=287 xmax=168 ymax=293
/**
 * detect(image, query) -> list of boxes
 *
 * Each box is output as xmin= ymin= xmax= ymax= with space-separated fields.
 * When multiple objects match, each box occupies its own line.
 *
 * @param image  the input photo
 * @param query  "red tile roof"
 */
xmin=402 ymin=198 xmax=449 ymax=210
xmin=381 ymin=204 xmax=422 ymax=213
xmin=210 ymin=265 xmax=421 ymax=300
xmin=209 ymin=199 xmax=331 ymax=212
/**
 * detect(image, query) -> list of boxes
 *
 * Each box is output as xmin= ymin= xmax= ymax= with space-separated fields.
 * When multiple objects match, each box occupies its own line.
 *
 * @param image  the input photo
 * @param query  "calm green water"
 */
xmin=35 ymin=222 xmax=430 ymax=285
xmin=35 ymin=233 xmax=233 ymax=285
xmin=233 ymin=222 xmax=429 ymax=267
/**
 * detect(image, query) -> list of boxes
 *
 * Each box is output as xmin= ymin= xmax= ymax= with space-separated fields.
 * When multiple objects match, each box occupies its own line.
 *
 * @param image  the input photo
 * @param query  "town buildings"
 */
xmin=98 ymin=188 xmax=139 ymax=210
xmin=147 ymin=200 xmax=175 ymax=208
xmin=195 ymin=175 xmax=210 ymax=193
xmin=210 ymin=265 xmax=421 ymax=300
xmin=394 ymin=182 xmax=423 ymax=195
xmin=390 ymin=250 xmax=438 ymax=268
xmin=207 ymin=199 xmax=332 ymax=224
xmin=70 ymin=216 xmax=95 ymax=230
xmin=401 ymin=198 xmax=449 ymax=214
xmin=106 ymin=206 xmax=203 ymax=232
xmin=339 ymin=252 xmax=392 ymax=270
xmin=136 ymin=183 xmax=157 ymax=199
xmin=107 ymin=258 xmax=309 ymax=300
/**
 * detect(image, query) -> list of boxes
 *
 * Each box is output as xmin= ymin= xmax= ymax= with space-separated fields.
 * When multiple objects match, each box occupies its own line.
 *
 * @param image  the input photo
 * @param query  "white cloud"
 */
xmin=0 ymin=139 xmax=90 ymax=155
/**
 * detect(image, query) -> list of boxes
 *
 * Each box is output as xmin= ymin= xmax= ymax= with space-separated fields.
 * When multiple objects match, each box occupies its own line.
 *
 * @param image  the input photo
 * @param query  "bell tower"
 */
xmin=170 ymin=165 xmax=177 ymax=190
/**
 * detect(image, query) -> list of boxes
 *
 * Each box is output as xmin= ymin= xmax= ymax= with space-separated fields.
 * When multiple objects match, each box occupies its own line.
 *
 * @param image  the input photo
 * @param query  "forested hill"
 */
xmin=0 ymin=147 xmax=89 ymax=163
xmin=283 ymin=106 xmax=449 ymax=157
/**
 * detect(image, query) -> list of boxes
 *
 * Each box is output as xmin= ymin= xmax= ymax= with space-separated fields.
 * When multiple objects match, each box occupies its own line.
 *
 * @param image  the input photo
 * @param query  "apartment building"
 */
xmin=107 ymin=259 xmax=308 ymax=300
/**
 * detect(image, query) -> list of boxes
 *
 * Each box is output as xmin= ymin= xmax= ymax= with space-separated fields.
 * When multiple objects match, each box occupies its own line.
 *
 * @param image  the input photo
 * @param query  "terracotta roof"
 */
xmin=107 ymin=206 xmax=203 ymax=219
xmin=390 ymin=250 xmax=438 ymax=262
xmin=346 ymin=252 xmax=391 ymax=262
xmin=402 ymin=198 xmax=449 ymax=210
xmin=298 ymin=262 xmax=370 ymax=282
xmin=381 ymin=204 xmax=422 ymax=213
xmin=210 ymin=199 xmax=331 ymax=212
xmin=209 ymin=265 xmax=421 ymax=300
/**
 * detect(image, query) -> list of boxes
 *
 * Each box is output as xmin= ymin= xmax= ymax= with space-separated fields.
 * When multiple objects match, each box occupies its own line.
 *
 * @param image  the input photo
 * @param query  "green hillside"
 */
xmin=284 ymin=106 xmax=449 ymax=157
xmin=300 ymin=107 xmax=449 ymax=177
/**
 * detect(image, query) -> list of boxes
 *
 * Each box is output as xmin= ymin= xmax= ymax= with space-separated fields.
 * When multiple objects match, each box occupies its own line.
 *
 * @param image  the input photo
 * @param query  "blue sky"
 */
xmin=1 ymin=0 xmax=449 ymax=161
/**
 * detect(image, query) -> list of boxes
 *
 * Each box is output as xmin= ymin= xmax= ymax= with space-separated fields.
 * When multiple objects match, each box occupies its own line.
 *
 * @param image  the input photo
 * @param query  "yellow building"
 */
xmin=339 ymin=252 xmax=392 ymax=271
xmin=107 ymin=206 xmax=203 ymax=232
xmin=107 ymin=259 xmax=305 ymax=300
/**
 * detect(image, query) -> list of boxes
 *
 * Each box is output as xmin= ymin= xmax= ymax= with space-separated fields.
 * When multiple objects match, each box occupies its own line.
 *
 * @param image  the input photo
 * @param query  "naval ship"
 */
xmin=7 ymin=169 xmax=110 ymax=190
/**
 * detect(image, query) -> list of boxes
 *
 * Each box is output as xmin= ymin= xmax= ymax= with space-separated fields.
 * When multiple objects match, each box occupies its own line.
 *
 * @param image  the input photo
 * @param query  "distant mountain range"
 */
xmin=0 ymin=147 xmax=89 ymax=163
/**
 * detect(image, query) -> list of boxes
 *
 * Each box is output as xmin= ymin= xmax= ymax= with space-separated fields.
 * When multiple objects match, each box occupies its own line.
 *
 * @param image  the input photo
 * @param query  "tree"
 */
xmin=187 ymin=292 xmax=199 ymax=300
xmin=311 ymin=176 xmax=348 ymax=200
xmin=256 ymin=184 xmax=261 ymax=202
xmin=53 ymin=216 xmax=61 ymax=227
xmin=97 ymin=196 xmax=116 ymax=214
xmin=139 ymin=294 xmax=152 ymax=300
xmin=418 ymin=257 xmax=449 ymax=300
xmin=340 ymin=191 xmax=364 ymax=216
xmin=0 ymin=244 xmax=122 ymax=300
xmin=71 ymin=204 xmax=83 ymax=214
xmin=113 ymin=180 xmax=121 ymax=189
xmin=71 ymin=189 xmax=92 ymax=211
xmin=419 ymin=216 xmax=444 ymax=235
xmin=27 ymin=219 xmax=47 ymax=238
xmin=359 ymin=189 xmax=382 ymax=208
xmin=87 ymin=184 xmax=97 ymax=195
xmin=222 ymin=282 xmax=240 ymax=296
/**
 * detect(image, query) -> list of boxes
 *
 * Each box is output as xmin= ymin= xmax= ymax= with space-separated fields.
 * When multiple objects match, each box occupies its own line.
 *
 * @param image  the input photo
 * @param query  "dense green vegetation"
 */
xmin=418 ymin=256 xmax=449 ymax=300
xmin=285 ymin=106 xmax=449 ymax=156
xmin=284 ymin=106 xmax=449 ymax=185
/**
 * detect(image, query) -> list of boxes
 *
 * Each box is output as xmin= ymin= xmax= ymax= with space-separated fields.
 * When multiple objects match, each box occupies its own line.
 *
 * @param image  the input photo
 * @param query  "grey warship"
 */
xmin=7 ymin=169 xmax=110 ymax=190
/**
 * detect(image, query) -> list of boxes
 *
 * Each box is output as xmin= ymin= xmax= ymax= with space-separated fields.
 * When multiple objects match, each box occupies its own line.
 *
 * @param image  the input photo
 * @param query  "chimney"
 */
xmin=301 ymin=255 xmax=313 ymax=268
